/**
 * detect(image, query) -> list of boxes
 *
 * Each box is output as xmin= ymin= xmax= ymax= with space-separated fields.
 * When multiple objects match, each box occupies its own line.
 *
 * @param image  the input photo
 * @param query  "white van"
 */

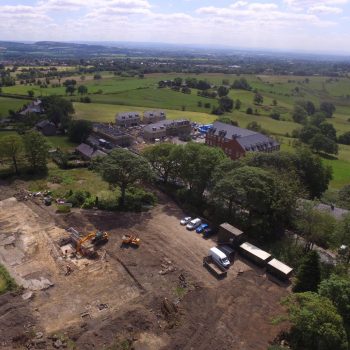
xmin=210 ymin=247 xmax=230 ymax=269
xmin=186 ymin=218 xmax=202 ymax=230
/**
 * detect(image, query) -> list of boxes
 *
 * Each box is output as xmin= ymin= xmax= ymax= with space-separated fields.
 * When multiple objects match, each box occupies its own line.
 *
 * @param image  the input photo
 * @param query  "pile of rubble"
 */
xmin=158 ymin=257 xmax=176 ymax=275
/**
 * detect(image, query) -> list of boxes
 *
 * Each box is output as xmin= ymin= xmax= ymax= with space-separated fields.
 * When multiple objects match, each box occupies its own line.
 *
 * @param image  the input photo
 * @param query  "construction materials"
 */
xmin=122 ymin=234 xmax=140 ymax=246
xmin=203 ymin=256 xmax=227 ymax=279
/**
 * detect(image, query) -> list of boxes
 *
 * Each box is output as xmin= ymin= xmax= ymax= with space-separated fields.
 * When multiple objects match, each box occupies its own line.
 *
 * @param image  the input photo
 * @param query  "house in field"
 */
xmin=115 ymin=112 xmax=141 ymax=127
xmin=205 ymin=121 xmax=280 ymax=160
xmin=76 ymin=143 xmax=107 ymax=161
xmin=92 ymin=123 xmax=132 ymax=147
xmin=143 ymin=119 xmax=191 ymax=142
xmin=36 ymin=120 xmax=57 ymax=136
xmin=20 ymin=99 xmax=43 ymax=116
xmin=143 ymin=110 xmax=166 ymax=124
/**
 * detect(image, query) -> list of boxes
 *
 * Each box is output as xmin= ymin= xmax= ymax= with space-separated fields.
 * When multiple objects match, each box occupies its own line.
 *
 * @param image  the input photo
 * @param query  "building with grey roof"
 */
xmin=143 ymin=119 xmax=191 ymax=142
xmin=92 ymin=123 xmax=132 ymax=147
xmin=76 ymin=143 xmax=107 ymax=161
xmin=205 ymin=121 xmax=280 ymax=160
xmin=115 ymin=112 xmax=141 ymax=127
xmin=143 ymin=110 xmax=166 ymax=124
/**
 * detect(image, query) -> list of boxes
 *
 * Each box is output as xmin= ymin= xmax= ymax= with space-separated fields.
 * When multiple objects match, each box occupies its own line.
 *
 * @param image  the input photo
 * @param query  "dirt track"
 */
xmin=0 ymin=192 xmax=290 ymax=350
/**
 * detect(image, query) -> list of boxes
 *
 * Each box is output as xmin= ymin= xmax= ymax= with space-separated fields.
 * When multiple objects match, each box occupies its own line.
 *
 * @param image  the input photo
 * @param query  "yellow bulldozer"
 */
xmin=122 ymin=234 xmax=140 ymax=247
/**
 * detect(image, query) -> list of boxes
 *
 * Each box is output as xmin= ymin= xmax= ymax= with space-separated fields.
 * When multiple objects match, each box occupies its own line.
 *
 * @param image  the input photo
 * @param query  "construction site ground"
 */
xmin=0 ymin=185 xmax=290 ymax=350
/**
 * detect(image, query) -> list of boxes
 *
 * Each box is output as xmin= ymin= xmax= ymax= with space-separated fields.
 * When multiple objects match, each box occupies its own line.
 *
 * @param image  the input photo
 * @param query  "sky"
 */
xmin=0 ymin=0 xmax=350 ymax=54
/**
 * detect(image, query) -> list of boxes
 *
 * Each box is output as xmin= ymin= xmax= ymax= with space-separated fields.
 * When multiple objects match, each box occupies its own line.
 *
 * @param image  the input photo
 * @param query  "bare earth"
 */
xmin=0 ymin=191 xmax=290 ymax=350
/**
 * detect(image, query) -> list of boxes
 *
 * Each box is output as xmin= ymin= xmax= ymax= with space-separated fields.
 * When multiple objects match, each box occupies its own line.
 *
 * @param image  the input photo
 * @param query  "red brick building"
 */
xmin=205 ymin=121 xmax=280 ymax=160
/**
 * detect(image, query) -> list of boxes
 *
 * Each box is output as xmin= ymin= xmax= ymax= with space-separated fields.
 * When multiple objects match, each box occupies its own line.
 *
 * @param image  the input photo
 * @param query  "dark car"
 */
xmin=203 ymin=227 xmax=217 ymax=239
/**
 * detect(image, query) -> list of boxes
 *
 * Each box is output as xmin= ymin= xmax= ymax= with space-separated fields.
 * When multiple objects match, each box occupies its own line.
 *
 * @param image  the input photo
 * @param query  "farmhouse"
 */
xmin=143 ymin=119 xmax=191 ymax=142
xmin=116 ymin=112 xmax=141 ymax=127
xmin=36 ymin=120 xmax=57 ymax=136
xmin=143 ymin=110 xmax=166 ymax=124
xmin=20 ymin=99 xmax=43 ymax=116
xmin=205 ymin=121 xmax=280 ymax=160
xmin=92 ymin=123 xmax=133 ymax=147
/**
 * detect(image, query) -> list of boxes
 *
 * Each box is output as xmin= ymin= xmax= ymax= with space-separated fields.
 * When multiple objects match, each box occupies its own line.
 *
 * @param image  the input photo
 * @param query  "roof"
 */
xmin=93 ymin=123 xmax=128 ymax=138
xmin=144 ymin=110 xmax=166 ymax=118
xmin=76 ymin=143 xmax=107 ymax=159
xmin=209 ymin=121 xmax=279 ymax=151
xmin=36 ymin=120 xmax=56 ymax=129
xmin=219 ymin=223 xmax=243 ymax=237
xmin=144 ymin=119 xmax=190 ymax=133
xmin=267 ymin=258 xmax=293 ymax=275
xmin=240 ymin=242 xmax=271 ymax=261
xmin=116 ymin=112 xmax=141 ymax=121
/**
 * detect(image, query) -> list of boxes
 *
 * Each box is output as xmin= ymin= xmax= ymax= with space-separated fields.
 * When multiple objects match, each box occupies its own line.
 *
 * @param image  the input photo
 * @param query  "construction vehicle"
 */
xmin=66 ymin=228 xmax=108 ymax=258
xmin=122 ymin=234 xmax=140 ymax=247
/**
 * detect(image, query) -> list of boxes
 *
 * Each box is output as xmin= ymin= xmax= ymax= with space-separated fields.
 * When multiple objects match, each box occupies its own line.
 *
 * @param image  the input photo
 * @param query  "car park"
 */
xmin=180 ymin=216 xmax=192 ymax=225
xmin=196 ymin=223 xmax=208 ymax=233
xmin=186 ymin=218 xmax=202 ymax=230
xmin=203 ymin=227 xmax=217 ymax=239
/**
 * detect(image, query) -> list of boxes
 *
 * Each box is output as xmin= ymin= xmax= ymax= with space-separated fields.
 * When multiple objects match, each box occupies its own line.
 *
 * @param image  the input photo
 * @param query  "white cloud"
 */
xmin=309 ymin=5 xmax=343 ymax=14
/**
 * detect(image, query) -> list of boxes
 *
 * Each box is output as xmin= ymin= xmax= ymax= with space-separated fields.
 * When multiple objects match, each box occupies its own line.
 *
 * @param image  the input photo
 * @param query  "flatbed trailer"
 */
xmin=203 ymin=256 xmax=227 ymax=279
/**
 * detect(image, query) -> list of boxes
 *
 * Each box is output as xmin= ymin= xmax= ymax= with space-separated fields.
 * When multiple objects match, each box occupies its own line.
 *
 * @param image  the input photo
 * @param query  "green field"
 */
xmin=2 ymin=72 xmax=350 ymax=189
xmin=0 ymin=97 xmax=29 ymax=117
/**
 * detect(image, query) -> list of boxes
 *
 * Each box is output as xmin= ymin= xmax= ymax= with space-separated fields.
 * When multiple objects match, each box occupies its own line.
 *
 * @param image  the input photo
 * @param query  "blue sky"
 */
xmin=0 ymin=0 xmax=350 ymax=53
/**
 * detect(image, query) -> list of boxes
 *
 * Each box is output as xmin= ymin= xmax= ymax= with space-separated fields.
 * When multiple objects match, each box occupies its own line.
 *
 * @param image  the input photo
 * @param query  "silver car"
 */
xmin=180 ymin=216 xmax=192 ymax=225
xmin=186 ymin=218 xmax=202 ymax=230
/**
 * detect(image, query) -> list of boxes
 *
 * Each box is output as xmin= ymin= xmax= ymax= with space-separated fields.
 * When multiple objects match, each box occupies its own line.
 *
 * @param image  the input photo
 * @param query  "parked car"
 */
xmin=196 ymin=223 xmax=208 ymax=233
xmin=186 ymin=218 xmax=202 ymax=230
xmin=203 ymin=227 xmax=217 ymax=239
xmin=180 ymin=216 xmax=192 ymax=225
xmin=209 ymin=247 xmax=230 ymax=269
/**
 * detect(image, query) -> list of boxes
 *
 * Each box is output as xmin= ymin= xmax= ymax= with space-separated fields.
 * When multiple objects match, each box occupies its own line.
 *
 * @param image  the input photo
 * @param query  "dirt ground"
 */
xmin=0 ymin=190 xmax=290 ymax=350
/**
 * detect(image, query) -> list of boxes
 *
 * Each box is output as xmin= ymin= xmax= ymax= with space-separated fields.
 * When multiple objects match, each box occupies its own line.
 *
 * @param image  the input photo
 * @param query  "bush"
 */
xmin=246 ymin=107 xmax=253 ymax=114
xmin=96 ymin=190 xmax=120 ymax=211
xmin=124 ymin=187 xmax=157 ymax=211
xmin=56 ymin=205 xmax=71 ymax=213
xmin=82 ymin=196 xmax=96 ymax=209
xmin=0 ymin=264 xmax=17 ymax=294
xmin=65 ymin=190 xmax=91 ymax=207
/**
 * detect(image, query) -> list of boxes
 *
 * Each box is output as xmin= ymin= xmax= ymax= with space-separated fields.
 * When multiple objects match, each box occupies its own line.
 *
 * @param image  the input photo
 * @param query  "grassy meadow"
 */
xmin=2 ymin=71 xmax=350 ymax=188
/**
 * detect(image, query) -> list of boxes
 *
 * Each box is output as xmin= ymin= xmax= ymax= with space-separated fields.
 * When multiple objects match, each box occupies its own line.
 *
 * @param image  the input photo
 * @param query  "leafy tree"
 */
xmin=293 ymin=251 xmax=321 ymax=292
xmin=197 ymin=80 xmax=211 ymax=90
xmin=217 ymin=85 xmax=229 ymax=97
xmin=286 ymin=292 xmax=348 ymax=350
xmin=253 ymin=92 xmax=263 ymax=105
xmin=338 ymin=131 xmax=350 ymax=145
xmin=63 ymin=79 xmax=77 ymax=87
xmin=292 ymin=105 xmax=308 ymax=124
xmin=41 ymin=96 xmax=74 ymax=129
xmin=68 ymin=120 xmax=92 ymax=143
xmin=296 ymin=100 xmax=315 ymax=116
xmin=77 ymin=85 xmax=88 ymax=95
xmin=97 ymin=148 xmax=153 ymax=207
xmin=174 ymin=77 xmax=182 ymax=86
xmin=310 ymin=112 xmax=327 ymax=127
xmin=143 ymin=143 xmax=178 ymax=184
xmin=176 ymin=143 xmax=226 ymax=199
xmin=295 ymin=148 xmax=332 ymax=198
xmin=294 ymin=201 xmax=336 ymax=250
xmin=65 ymin=85 xmax=76 ymax=96
xmin=319 ymin=122 xmax=337 ymax=141
xmin=0 ymin=134 xmax=23 ymax=174
xmin=309 ymin=133 xmax=338 ymax=155
xmin=299 ymin=125 xmax=320 ymax=143
xmin=246 ymin=107 xmax=253 ymax=114
xmin=22 ymin=131 xmax=49 ymax=172
xmin=93 ymin=73 xmax=102 ymax=80
xmin=232 ymin=78 xmax=252 ymax=91
xmin=247 ymin=121 xmax=263 ymax=133
xmin=270 ymin=112 xmax=280 ymax=120
xmin=27 ymin=90 xmax=34 ymax=98
xmin=235 ymin=99 xmax=241 ymax=110
xmin=320 ymin=101 xmax=336 ymax=118
xmin=319 ymin=275 xmax=350 ymax=323
xmin=219 ymin=96 xmax=234 ymax=111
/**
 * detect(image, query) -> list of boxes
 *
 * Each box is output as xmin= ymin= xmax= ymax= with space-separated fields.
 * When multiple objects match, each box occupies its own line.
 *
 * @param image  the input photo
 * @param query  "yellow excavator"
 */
xmin=67 ymin=228 xmax=108 ymax=258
